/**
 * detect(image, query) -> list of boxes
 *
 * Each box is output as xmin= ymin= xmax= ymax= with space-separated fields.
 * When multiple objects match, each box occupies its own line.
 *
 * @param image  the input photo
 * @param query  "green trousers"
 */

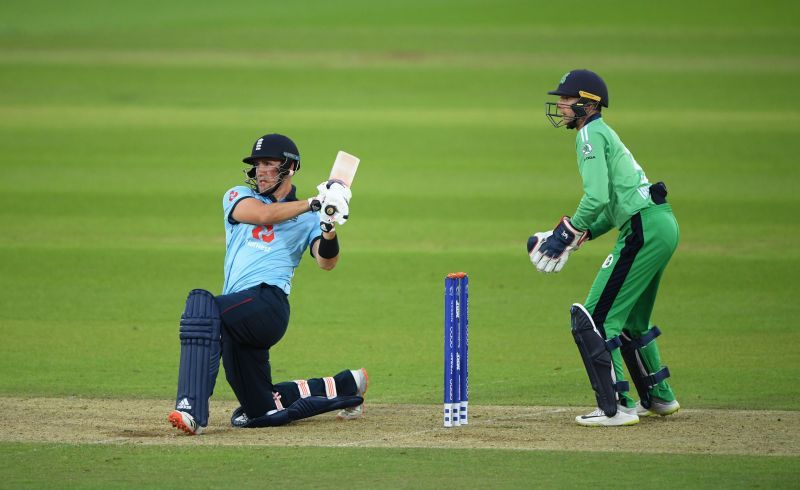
xmin=584 ymin=204 xmax=679 ymax=407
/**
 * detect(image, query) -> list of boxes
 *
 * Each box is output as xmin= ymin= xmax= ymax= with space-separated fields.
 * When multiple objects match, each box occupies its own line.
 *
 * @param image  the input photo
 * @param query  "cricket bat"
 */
xmin=324 ymin=151 xmax=360 ymax=217
xmin=329 ymin=151 xmax=360 ymax=187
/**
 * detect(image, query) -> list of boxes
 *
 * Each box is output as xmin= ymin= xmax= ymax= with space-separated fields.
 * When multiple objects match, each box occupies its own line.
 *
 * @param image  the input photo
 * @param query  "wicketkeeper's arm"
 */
xmin=586 ymin=211 xmax=614 ymax=240
xmin=571 ymin=133 xmax=609 ymax=231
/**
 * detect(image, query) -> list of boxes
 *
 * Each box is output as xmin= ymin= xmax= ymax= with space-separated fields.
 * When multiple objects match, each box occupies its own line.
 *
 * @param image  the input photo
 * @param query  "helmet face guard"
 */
xmin=545 ymin=101 xmax=569 ymax=128
xmin=545 ymin=92 xmax=601 ymax=128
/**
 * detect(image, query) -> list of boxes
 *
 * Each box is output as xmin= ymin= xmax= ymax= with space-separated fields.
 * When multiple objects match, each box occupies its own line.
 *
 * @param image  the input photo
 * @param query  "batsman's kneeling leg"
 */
xmin=571 ymin=303 xmax=629 ymax=417
xmin=175 ymin=289 xmax=222 ymax=428
xmin=287 ymin=395 xmax=363 ymax=421
xmin=232 ymin=395 xmax=364 ymax=428
xmin=620 ymin=327 xmax=671 ymax=410
xmin=231 ymin=406 xmax=291 ymax=427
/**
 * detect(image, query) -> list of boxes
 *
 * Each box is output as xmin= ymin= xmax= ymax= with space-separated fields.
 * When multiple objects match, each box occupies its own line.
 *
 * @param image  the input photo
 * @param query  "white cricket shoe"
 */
xmin=575 ymin=405 xmax=639 ymax=427
xmin=168 ymin=410 xmax=205 ymax=435
xmin=637 ymin=398 xmax=680 ymax=417
xmin=337 ymin=367 xmax=368 ymax=420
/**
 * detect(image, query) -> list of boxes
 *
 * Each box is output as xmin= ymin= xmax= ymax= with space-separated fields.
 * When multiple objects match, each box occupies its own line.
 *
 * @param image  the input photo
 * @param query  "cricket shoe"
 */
xmin=575 ymin=405 xmax=639 ymax=427
xmin=337 ymin=367 xmax=369 ymax=420
xmin=230 ymin=406 xmax=249 ymax=427
xmin=168 ymin=410 xmax=205 ymax=435
xmin=636 ymin=398 xmax=680 ymax=417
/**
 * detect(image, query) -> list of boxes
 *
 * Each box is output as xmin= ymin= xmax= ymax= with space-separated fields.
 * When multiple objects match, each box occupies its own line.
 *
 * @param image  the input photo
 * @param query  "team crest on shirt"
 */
xmin=602 ymin=254 xmax=614 ymax=269
xmin=581 ymin=143 xmax=593 ymax=156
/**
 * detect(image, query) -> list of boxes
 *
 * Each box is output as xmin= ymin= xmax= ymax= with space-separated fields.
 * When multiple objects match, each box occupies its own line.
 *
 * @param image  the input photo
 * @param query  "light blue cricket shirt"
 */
xmin=221 ymin=185 xmax=321 ymax=295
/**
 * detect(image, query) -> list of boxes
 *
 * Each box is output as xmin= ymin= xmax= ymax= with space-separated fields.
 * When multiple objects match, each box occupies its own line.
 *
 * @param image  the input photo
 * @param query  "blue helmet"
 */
xmin=242 ymin=133 xmax=301 ymax=195
xmin=243 ymin=133 xmax=300 ymax=169
xmin=548 ymin=69 xmax=608 ymax=107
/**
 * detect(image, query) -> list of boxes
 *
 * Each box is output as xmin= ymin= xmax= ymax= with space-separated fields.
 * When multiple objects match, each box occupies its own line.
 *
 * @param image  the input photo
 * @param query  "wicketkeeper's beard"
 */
xmin=565 ymin=117 xmax=578 ymax=129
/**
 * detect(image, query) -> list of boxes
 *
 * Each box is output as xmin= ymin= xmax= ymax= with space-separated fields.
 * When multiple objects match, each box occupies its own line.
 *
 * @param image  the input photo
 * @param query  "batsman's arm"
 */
xmin=232 ymin=197 xmax=316 ymax=226
xmin=311 ymin=229 xmax=339 ymax=270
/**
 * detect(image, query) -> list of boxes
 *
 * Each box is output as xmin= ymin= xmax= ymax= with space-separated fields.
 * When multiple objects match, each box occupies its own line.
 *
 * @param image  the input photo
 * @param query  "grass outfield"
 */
xmin=1 ymin=0 xmax=799 ymax=487
xmin=2 ymin=443 xmax=799 ymax=488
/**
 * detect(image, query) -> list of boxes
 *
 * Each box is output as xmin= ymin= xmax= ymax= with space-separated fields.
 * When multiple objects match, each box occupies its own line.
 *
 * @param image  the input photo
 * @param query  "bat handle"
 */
xmin=324 ymin=204 xmax=337 ymax=216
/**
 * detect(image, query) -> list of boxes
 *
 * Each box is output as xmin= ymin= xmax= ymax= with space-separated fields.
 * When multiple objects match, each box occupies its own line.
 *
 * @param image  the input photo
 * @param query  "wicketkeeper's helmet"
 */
xmin=548 ymin=69 xmax=608 ymax=107
xmin=546 ymin=69 xmax=609 ymax=128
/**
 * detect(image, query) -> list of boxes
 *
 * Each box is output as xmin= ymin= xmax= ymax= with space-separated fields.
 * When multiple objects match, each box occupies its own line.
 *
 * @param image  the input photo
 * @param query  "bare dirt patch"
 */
xmin=1 ymin=397 xmax=796 ymax=456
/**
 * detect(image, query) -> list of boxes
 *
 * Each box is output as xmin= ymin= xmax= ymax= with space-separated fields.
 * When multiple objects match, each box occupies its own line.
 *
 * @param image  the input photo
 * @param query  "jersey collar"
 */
xmin=264 ymin=185 xmax=298 ymax=203
xmin=584 ymin=113 xmax=602 ymax=126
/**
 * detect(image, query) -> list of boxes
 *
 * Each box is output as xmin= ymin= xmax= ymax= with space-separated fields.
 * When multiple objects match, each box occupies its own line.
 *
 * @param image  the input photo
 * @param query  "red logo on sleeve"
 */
xmin=252 ymin=225 xmax=275 ymax=243
xmin=228 ymin=190 xmax=239 ymax=202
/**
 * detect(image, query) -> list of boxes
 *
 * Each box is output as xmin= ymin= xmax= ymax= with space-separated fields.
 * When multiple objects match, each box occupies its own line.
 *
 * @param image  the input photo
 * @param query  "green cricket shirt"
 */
xmin=571 ymin=115 xmax=653 ymax=238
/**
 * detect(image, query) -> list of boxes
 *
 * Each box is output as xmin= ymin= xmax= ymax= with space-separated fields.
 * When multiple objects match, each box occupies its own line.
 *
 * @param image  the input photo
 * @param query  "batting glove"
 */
xmin=531 ymin=217 xmax=587 ymax=273
xmin=316 ymin=180 xmax=353 ymax=202
xmin=317 ymin=180 xmax=352 ymax=226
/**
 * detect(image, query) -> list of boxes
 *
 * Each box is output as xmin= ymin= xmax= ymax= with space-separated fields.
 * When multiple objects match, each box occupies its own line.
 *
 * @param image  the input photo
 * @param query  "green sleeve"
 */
xmin=571 ymin=131 xmax=609 ymax=231
xmin=586 ymin=212 xmax=614 ymax=240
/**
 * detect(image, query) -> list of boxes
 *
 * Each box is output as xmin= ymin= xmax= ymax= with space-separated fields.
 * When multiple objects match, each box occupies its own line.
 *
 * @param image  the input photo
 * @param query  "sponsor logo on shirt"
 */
xmin=246 ymin=225 xmax=275 ymax=252
xmin=252 ymin=225 xmax=274 ymax=243
xmin=602 ymin=254 xmax=614 ymax=269
xmin=228 ymin=190 xmax=239 ymax=202
xmin=247 ymin=241 xmax=272 ymax=252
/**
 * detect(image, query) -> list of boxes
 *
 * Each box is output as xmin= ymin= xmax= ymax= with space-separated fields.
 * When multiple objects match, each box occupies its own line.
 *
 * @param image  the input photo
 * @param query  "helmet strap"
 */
xmin=567 ymin=99 xmax=598 ymax=129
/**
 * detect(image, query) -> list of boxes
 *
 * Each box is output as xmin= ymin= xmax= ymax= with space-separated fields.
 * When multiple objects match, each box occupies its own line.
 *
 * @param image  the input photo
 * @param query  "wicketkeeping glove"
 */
xmin=527 ymin=231 xmax=552 ymax=258
xmin=530 ymin=216 xmax=587 ymax=273
xmin=527 ymin=230 xmax=569 ymax=273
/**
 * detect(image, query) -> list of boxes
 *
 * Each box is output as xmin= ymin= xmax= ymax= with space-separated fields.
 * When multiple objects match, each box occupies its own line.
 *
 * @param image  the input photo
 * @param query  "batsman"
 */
xmin=168 ymin=133 xmax=368 ymax=435
xmin=528 ymin=70 xmax=680 ymax=426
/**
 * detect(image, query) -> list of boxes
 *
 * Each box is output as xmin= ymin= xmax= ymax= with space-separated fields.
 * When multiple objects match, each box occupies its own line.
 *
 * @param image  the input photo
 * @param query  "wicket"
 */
xmin=444 ymin=272 xmax=469 ymax=427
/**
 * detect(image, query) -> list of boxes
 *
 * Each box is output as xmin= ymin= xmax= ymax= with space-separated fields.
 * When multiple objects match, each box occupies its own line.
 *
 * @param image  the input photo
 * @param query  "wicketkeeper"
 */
xmin=168 ymin=133 xmax=368 ymax=435
xmin=528 ymin=70 xmax=680 ymax=426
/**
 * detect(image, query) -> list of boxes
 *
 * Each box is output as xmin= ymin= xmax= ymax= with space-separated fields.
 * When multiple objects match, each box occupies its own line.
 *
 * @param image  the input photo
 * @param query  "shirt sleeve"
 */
xmin=222 ymin=186 xmax=256 ymax=225
xmin=571 ymin=130 xmax=610 ymax=231
xmin=586 ymin=211 xmax=614 ymax=240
